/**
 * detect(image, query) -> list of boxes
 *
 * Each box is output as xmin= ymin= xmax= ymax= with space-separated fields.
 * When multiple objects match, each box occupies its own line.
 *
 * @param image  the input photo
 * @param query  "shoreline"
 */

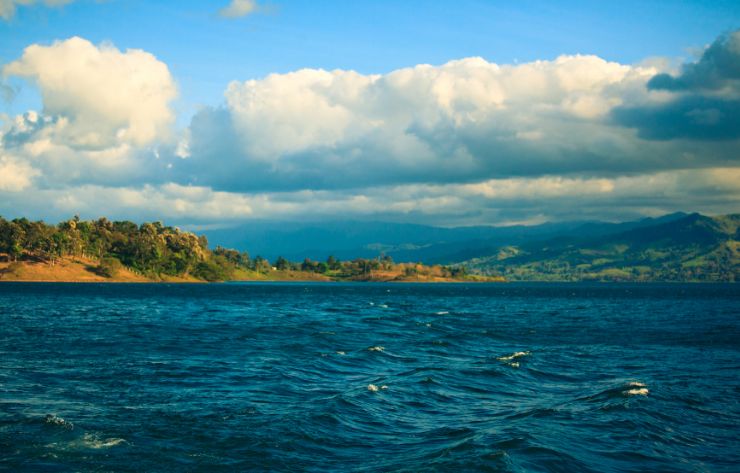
xmin=0 ymin=259 xmax=501 ymax=284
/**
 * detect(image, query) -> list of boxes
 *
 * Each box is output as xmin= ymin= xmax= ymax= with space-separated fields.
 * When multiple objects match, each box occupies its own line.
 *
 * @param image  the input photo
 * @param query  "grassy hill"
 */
xmin=463 ymin=213 xmax=739 ymax=282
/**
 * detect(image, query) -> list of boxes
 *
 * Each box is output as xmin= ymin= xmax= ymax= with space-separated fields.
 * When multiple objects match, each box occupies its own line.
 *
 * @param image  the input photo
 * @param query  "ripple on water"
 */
xmin=0 ymin=282 xmax=738 ymax=472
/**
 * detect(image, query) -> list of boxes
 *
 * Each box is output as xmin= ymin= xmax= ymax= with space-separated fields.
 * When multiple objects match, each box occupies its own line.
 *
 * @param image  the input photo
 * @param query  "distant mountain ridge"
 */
xmin=202 ymin=212 xmax=691 ymax=263
xmin=463 ymin=213 xmax=739 ymax=282
xmin=202 ymin=212 xmax=738 ymax=282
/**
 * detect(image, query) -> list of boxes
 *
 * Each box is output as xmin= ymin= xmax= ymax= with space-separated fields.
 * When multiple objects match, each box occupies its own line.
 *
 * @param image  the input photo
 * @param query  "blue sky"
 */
xmin=0 ymin=1 xmax=739 ymax=225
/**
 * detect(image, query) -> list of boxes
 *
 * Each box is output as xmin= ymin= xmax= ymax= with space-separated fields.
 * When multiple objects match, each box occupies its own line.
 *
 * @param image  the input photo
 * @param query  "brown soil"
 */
xmin=0 ymin=257 xmax=149 ymax=282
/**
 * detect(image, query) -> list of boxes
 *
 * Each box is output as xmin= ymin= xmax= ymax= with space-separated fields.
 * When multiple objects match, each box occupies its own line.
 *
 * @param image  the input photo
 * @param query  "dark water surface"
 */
xmin=1 ymin=282 xmax=738 ymax=472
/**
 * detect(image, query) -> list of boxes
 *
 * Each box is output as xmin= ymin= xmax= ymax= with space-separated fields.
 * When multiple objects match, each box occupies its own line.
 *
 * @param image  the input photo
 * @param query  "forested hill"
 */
xmin=0 ymin=217 xmax=238 ymax=281
xmin=0 ymin=216 xmax=478 ymax=282
xmin=463 ymin=213 xmax=739 ymax=282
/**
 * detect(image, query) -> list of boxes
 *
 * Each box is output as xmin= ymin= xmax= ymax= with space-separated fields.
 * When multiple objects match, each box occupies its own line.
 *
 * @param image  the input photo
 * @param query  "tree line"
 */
xmin=0 ymin=216 xmax=469 ymax=281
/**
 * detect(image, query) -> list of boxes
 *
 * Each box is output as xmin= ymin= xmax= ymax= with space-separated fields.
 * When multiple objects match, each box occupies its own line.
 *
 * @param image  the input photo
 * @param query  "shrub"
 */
xmin=97 ymin=257 xmax=123 ymax=278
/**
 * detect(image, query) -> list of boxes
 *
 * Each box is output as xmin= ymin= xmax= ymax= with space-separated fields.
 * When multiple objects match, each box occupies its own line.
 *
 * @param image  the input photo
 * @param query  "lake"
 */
xmin=1 ymin=282 xmax=738 ymax=472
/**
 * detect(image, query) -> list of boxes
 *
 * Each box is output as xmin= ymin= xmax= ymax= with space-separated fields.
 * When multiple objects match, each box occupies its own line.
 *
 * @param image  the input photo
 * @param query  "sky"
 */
xmin=0 ymin=0 xmax=739 ymax=227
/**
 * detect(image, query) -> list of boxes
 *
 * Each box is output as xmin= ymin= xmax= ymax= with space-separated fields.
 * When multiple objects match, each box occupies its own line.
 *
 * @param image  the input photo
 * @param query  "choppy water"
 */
xmin=1 ymin=282 xmax=739 ymax=472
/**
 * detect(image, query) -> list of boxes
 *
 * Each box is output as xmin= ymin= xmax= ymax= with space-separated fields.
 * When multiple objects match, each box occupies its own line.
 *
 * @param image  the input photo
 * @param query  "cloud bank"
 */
xmin=1 ymin=31 xmax=738 ymax=225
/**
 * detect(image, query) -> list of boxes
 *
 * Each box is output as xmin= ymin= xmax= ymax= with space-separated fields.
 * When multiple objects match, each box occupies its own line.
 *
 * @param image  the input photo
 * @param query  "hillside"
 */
xmin=0 ymin=256 xmax=151 ymax=283
xmin=463 ymin=213 xmax=739 ymax=282
xmin=201 ymin=213 xmax=692 ymax=264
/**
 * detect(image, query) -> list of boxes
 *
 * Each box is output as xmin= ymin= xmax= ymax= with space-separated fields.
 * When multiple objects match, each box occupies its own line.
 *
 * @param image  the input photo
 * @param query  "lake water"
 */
xmin=0 ymin=282 xmax=738 ymax=472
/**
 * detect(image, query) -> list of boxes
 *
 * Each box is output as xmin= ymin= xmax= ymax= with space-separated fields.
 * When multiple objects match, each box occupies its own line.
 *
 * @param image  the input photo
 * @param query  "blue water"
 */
xmin=0 ymin=283 xmax=738 ymax=472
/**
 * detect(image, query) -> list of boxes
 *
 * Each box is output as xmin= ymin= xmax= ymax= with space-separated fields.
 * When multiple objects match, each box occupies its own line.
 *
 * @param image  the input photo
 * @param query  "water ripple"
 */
xmin=0 ymin=282 xmax=738 ymax=471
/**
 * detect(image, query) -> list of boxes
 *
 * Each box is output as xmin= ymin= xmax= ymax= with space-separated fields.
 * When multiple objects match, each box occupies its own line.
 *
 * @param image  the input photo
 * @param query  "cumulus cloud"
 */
xmin=614 ymin=29 xmax=740 ymax=141
xmin=0 ymin=153 xmax=39 ymax=191
xmin=0 ymin=37 xmax=178 ymax=194
xmin=176 ymin=53 xmax=740 ymax=193
xmin=219 ymin=0 xmax=258 ymax=18
xmin=1 ymin=32 xmax=738 ymax=226
xmin=0 ymin=0 xmax=72 ymax=20
xmin=647 ymin=30 xmax=740 ymax=93
xmin=3 ymin=37 xmax=177 ymax=149
xmin=0 ymin=110 xmax=172 ymax=188
xmin=177 ymin=55 xmax=670 ymax=192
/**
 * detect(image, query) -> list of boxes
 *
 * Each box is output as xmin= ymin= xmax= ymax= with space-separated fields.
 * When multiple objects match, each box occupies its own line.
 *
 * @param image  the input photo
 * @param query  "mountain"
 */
xmin=463 ymin=213 xmax=739 ymax=282
xmin=201 ymin=212 xmax=738 ymax=281
xmin=200 ymin=212 xmax=692 ymax=264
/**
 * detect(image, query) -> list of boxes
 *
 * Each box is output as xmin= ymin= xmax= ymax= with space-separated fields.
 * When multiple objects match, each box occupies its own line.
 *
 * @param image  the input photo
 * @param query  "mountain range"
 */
xmin=202 ymin=212 xmax=738 ymax=282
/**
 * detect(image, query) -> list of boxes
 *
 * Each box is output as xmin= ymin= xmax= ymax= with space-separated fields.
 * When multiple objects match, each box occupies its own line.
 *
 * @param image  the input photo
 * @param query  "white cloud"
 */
xmin=1 ymin=35 xmax=738 ymax=227
xmin=219 ymin=0 xmax=258 ymax=18
xmin=0 ymin=110 xmax=168 ymax=189
xmin=181 ymin=54 xmax=693 ymax=192
xmin=3 ymin=37 xmax=177 ymax=149
xmin=0 ymin=0 xmax=72 ymax=20
xmin=4 ymin=167 xmax=738 ymax=226
xmin=0 ymin=153 xmax=39 ymax=191
xmin=0 ymin=183 xmax=255 ymax=221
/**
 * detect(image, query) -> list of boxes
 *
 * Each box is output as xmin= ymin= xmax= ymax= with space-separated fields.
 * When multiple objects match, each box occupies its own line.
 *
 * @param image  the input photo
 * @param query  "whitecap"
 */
xmin=368 ymin=346 xmax=385 ymax=352
xmin=624 ymin=381 xmax=649 ymax=396
xmin=435 ymin=311 xmax=449 ymax=315
xmin=367 ymin=384 xmax=388 ymax=392
xmin=46 ymin=432 xmax=127 ymax=452
xmin=378 ymin=304 xmax=389 ymax=309
xmin=497 ymin=351 xmax=530 ymax=361
xmin=82 ymin=433 xmax=126 ymax=449
xmin=336 ymin=351 xmax=346 ymax=355
xmin=44 ymin=414 xmax=73 ymax=430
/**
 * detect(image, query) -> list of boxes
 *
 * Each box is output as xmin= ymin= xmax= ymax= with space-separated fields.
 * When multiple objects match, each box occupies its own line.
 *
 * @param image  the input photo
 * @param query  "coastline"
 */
xmin=0 ymin=259 xmax=502 ymax=284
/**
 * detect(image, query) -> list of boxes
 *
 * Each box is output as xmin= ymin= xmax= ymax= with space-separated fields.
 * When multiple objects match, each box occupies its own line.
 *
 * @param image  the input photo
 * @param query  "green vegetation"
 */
xmin=463 ymin=213 xmax=739 ymax=282
xmin=95 ymin=257 xmax=123 ymax=278
xmin=0 ymin=215 xmax=235 ymax=281
xmin=5 ymin=212 xmax=733 ymax=283
xmin=0 ymin=216 xmax=482 ymax=282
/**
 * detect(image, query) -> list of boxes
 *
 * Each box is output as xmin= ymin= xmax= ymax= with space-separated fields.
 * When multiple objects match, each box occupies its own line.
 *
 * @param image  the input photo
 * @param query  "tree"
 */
xmin=326 ymin=255 xmax=341 ymax=270
xmin=301 ymin=258 xmax=317 ymax=272
xmin=253 ymin=256 xmax=271 ymax=273
xmin=275 ymin=256 xmax=290 ymax=271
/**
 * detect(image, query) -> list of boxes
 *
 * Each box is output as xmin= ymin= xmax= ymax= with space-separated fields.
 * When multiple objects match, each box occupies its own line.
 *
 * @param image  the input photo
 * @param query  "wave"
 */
xmin=497 ymin=351 xmax=531 ymax=361
xmin=80 ymin=433 xmax=127 ymax=449
xmin=44 ymin=414 xmax=74 ymax=430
